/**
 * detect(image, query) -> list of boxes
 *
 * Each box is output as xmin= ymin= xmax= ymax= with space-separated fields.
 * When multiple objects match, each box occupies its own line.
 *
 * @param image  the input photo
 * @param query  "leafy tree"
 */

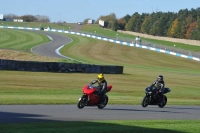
xmin=125 ymin=12 xmax=141 ymax=32
xmin=19 ymin=15 xmax=36 ymax=22
xmin=149 ymin=20 xmax=159 ymax=35
xmin=124 ymin=14 xmax=131 ymax=23
xmin=117 ymin=14 xmax=131 ymax=30
xmin=34 ymin=15 xmax=50 ymax=22
xmin=190 ymin=18 xmax=200 ymax=40
xmin=156 ymin=14 xmax=169 ymax=36
xmin=186 ymin=21 xmax=197 ymax=39
xmin=96 ymin=13 xmax=118 ymax=30
xmin=178 ymin=9 xmax=189 ymax=20
xmin=83 ymin=18 xmax=90 ymax=24
xmin=125 ymin=17 xmax=134 ymax=31
xmin=168 ymin=18 xmax=178 ymax=37
xmin=141 ymin=15 xmax=151 ymax=34
xmin=95 ymin=7 xmax=200 ymax=40
xmin=117 ymin=18 xmax=126 ymax=30
xmin=3 ymin=14 xmax=18 ymax=19
xmin=109 ymin=20 xmax=118 ymax=31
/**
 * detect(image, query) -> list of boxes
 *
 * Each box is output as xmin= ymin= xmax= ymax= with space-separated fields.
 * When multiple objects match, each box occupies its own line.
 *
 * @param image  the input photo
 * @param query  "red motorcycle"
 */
xmin=77 ymin=84 xmax=112 ymax=109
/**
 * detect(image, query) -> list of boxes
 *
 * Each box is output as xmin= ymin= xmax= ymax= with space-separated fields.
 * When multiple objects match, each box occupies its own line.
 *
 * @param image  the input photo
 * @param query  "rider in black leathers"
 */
xmin=89 ymin=73 xmax=107 ymax=100
xmin=150 ymin=75 xmax=165 ymax=100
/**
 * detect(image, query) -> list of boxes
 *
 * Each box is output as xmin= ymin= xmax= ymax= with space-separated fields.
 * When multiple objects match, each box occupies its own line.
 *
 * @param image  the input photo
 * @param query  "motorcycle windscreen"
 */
xmin=83 ymin=85 xmax=97 ymax=95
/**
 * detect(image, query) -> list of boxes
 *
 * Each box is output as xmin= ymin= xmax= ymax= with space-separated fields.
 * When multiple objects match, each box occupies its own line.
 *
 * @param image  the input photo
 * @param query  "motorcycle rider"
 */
xmin=150 ymin=75 xmax=165 ymax=100
xmin=89 ymin=73 xmax=107 ymax=102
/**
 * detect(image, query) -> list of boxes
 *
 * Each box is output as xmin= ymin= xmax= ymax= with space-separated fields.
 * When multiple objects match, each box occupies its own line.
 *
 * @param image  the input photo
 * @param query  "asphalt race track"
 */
xmin=31 ymin=31 xmax=72 ymax=59
xmin=1 ymin=105 xmax=200 ymax=123
xmin=1 ymin=30 xmax=200 ymax=123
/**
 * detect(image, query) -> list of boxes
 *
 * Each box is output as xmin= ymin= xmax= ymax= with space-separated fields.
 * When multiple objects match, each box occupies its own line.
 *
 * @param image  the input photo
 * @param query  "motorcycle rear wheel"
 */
xmin=158 ymin=95 xmax=167 ymax=108
xmin=97 ymin=95 xmax=108 ymax=109
xmin=141 ymin=95 xmax=150 ymax=107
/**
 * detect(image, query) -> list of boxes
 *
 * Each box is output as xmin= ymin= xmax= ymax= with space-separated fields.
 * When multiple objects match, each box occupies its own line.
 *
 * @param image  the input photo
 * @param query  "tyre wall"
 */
xmin=0 ymin=59 xmax=123 ymax=74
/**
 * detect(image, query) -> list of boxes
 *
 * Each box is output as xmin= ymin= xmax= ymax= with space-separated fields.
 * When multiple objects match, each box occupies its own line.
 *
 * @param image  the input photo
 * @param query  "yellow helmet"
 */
xmin=98 ymin=73 xmax=104 ymax=82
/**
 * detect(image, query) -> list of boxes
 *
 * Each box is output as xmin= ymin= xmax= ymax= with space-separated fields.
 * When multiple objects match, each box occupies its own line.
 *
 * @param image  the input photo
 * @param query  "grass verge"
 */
xmin=0 ymin=120 xmax=199 ymax=133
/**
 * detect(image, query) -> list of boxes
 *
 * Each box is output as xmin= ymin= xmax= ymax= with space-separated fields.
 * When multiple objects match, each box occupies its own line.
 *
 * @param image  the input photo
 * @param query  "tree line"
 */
xmin=3 ymin=14 xmax=50 ymax=22
xmin=95 ymin=7 xmax=200 ymax=40
xmin=3 ymin=7 xmax=200 ymax=40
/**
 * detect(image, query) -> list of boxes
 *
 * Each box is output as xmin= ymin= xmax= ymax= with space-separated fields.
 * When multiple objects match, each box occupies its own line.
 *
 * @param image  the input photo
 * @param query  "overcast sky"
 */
xmin=1 ymin=0 xmax=200 ymax=22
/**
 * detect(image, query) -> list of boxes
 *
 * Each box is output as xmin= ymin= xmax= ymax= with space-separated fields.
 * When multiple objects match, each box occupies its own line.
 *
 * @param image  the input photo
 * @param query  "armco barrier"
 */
xmin=0 ymin=59 xmax=124 ymax=74
xmin=0 ymin=26 xmax=200 ymax=62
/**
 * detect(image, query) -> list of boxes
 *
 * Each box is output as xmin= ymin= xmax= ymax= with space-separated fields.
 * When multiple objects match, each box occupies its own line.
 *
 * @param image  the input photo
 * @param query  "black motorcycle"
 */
xmin=141 ymin=86 xmax=171 ymax=108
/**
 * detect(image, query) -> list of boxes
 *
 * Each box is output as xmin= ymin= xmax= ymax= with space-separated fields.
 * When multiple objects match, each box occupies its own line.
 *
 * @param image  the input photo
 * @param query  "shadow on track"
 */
xmin=103 ymin=108 xmax=188 ymax=114
xmin=0 ymin=112 xmax=185 ymax=133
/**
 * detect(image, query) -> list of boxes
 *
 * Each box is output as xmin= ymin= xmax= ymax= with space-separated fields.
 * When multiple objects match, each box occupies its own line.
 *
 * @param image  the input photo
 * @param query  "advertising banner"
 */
xmin=0 ymin=14 xmax=3 ymax=19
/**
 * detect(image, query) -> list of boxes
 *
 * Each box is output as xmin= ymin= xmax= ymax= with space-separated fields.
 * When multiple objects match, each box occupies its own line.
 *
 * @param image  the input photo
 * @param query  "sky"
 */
xmin=1 ymin=0 xmax=200 ymax=23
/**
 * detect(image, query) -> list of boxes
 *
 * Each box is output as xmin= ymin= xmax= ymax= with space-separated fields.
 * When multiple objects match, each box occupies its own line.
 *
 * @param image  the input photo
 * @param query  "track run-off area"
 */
xmin=1 ymin=30 xmax=200 ymax=123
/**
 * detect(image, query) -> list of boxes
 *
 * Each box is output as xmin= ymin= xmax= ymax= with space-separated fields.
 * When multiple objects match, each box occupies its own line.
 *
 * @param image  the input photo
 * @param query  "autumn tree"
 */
xmin=117 ymin=14 xmax=131 ymax=30
xmin=186 ymin=21 xmax=197 ymax=38
xmin=168 ymin=18 xmax=178 ymax=37
xmin=190 ymin=18 xmax=200 ymax=40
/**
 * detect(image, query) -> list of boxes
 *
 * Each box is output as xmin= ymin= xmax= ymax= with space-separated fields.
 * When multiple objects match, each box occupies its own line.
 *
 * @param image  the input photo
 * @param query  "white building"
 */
xmin=99 ymin=19 xmax=104 ymax=27
xmin=13 ymin=19 xmax=23 ymax=22
xmin=87 ymin=19 xmax=95 ymax=24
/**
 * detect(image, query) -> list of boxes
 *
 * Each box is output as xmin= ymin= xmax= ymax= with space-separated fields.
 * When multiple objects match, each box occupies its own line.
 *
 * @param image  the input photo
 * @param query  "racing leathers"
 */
xmin=150 ymin=80 xmax=165 ymax=95
xmin=89 ymin=78 xmax=107 ymax=97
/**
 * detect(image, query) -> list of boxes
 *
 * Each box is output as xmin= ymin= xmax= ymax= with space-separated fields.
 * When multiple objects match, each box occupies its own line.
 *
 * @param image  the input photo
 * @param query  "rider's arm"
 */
xmin=157 ymin=82 xmax=165 ymax=94
xmin=100 ymin=81 xmax=107 ymax=95
xmin=160 ymin=82 xmax=165 ymax=91
xmin=102 ymin=81 xmax=107 ymax=91
xmin=89 ymin=79 xmax=98 ymax=86
xmin=160 ymin=81 xmax=165 ymax=89
xmin=150 ymin=81 xmax=156 ymax=88
xmin=161 ymin=83 xmax=165 ymax=89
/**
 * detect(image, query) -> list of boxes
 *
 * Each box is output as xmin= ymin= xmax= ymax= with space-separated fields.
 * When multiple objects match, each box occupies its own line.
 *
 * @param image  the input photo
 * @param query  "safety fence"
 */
xmin=0 ymin=59 xmax=124 ymax=74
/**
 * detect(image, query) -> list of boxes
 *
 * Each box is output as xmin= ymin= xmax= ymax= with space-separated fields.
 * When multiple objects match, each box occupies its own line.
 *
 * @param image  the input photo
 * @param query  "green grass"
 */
xmin=81 ymin=24 xmax=136 ymax=39
xmin=0 ymin=120 xmax=199 ymax=133
xmin=0 ymin=21 xmax=200 ymax=133
xmin=0 ymin=28 xmax=50 ymax=51
xmin=142 ymin=38 xmax=200 ymax=52
xmin=2 ymin=22 xmax=200 ymax=52
xmin=0 ymin=28 xmax=77 ymax=63
xmin=0 ymin=26 xmax=200 ymax=105
xmin=80 ymin=24 xmax=200 ymax=52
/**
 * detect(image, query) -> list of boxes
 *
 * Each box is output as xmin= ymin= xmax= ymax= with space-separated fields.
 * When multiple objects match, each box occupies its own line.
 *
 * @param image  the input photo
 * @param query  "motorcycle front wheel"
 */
xmin=97 ymin=95 xmax=108 ymax=109
xmin=141 ymin=95 xmax=150 ymax=107
xmin=77 ymin=95 xmax=87 ymax=109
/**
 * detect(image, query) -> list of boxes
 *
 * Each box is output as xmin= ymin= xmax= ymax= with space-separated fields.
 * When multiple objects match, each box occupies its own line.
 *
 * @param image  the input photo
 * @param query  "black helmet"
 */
xmin=157 ymin=75 xmax=163 ymax=82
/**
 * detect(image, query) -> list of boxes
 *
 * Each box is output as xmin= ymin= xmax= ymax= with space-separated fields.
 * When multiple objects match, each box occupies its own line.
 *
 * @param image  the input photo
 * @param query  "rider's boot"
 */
xmin=87 ymin=97 xmax=90 ymax=104
xmin=99 ymin=95 xmax=105 ymax=103
xmin=158 ymin=94 xmax=163 ymax=104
